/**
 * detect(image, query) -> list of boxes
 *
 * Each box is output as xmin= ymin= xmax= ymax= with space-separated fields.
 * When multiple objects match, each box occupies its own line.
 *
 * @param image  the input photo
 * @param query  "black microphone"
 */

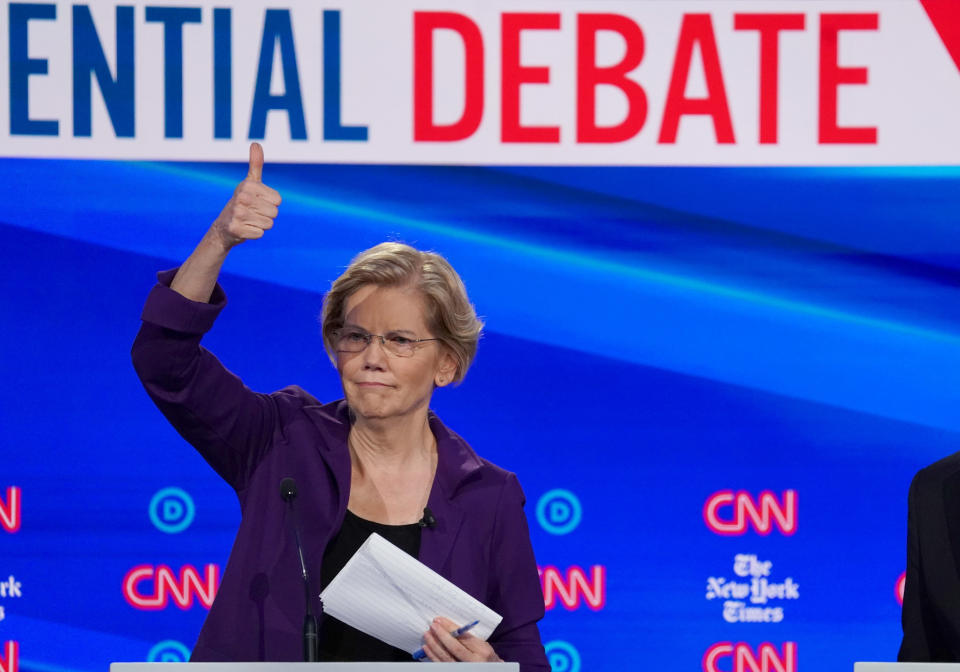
xmin=419 ymin=507 xmax=437 ymax=529
xmin=280 ymin=477 xmax=318 ymax=662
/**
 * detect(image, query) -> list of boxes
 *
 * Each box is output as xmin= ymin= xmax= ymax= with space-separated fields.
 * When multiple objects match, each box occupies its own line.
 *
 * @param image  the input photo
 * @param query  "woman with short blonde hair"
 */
xmin=132 ymin=144 xmax=548 ymax=669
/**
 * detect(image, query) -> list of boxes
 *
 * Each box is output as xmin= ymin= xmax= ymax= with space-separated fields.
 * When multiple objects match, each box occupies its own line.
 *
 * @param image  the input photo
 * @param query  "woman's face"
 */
xmin=337 ymin=284 xmax=456 ymax=422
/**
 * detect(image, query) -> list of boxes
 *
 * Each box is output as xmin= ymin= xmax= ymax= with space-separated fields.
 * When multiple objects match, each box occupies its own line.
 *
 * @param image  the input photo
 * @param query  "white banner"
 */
xmin=1 ymin=0 xmax=958 ymax=164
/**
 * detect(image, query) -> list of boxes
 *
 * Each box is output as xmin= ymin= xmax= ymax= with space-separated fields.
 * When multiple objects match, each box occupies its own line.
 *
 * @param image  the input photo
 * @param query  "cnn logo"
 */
xmin=703 ymin=490 xmax=797 ymax=536
xmin=539 ymin=565 xmax=606 ymax=611
xmin=0 ymin=641 xmax=18 ymax=672
xmin=703 ymin=641 xmax=796 ymax=672
xmin=0 ymin=487 xmax=20 ymax=534
xmin=123 ymin=564 xmax=220 ymax=610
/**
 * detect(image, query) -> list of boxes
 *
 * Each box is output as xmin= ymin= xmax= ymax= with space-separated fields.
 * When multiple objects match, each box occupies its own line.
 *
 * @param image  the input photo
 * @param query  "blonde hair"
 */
xmin=321 ymin=242 xmax=484 ymax=384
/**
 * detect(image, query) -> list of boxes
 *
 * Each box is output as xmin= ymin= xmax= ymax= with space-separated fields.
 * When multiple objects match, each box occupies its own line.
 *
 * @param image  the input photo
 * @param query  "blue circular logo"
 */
xmin=149 ymin=487 xmax=195 ymax=534
xmin=536 ymin=489 xmax=582 ymax=535
xmin=545 ymin=640 xmax=581 ymax=672
xmin=147 ymin=640 xmax=191 ymax=662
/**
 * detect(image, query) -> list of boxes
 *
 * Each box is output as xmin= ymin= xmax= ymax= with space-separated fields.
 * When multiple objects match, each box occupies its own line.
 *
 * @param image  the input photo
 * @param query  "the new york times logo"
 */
xmin=706 ymin=554 xmax=799 ymax=623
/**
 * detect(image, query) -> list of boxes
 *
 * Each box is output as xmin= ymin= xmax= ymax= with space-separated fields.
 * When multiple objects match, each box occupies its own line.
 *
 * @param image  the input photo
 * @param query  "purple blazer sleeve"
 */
xmin=488 ymin=474 xmax=550 ymax=671
xmin=130 ymin=269 xmax=279 ymax=492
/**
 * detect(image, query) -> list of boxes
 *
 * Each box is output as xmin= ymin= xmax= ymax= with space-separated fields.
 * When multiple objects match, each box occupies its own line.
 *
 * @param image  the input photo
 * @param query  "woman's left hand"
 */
xmin=420 ymin=617 xmax=503 ymax=663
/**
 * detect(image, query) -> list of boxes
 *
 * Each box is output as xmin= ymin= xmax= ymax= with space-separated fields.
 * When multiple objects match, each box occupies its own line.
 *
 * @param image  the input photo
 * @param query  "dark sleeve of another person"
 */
xmin=899 ymin=472 xmax=938 ymax=661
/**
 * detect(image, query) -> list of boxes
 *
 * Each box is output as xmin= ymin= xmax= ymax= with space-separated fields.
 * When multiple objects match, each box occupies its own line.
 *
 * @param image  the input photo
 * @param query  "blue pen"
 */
xmin=412 ymin=619 xmax=481 ymax=661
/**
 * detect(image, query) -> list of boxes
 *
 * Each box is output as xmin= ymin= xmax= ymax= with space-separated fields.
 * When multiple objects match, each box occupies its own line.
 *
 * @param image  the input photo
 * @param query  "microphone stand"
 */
xmin=281 ymin=478 xmax=318 ymax=661
xmin=292 ymin=509 xmax=318 ymax=662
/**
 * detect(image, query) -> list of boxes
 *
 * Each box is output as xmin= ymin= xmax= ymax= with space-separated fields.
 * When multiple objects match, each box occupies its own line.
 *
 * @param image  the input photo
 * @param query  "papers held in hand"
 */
xmin=319 ymin=532 xmax=503 ymax=655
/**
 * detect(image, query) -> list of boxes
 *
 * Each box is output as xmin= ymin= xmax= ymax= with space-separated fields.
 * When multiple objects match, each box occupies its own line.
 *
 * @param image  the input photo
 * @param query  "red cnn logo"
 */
xmin=0 ymin=488 xmax=21 ymax=533
xmin=122 ymin=564 xmax=220 ymax=610
xmin=539 ymin=565 xmax=606 ymax=611
xmin=0 ymin=641 xmax=18 ymax=672
xmin=703 ymin=490 xmax=797 ymax=536
xmin=896 ymin=571 xmax=906 ymax=606
xmin=703 ymin=641 xmax=796 ymax=672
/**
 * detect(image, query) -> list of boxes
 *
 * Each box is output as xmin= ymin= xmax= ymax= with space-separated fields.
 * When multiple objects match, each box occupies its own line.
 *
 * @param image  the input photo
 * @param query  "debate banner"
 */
xmin=1 ymin=1 xmax=959 ymax=671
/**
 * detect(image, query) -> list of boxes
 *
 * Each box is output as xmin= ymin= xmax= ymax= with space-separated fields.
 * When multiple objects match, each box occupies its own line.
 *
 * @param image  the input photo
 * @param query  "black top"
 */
xmin=318 ymin=509 xmax=423 ymax=662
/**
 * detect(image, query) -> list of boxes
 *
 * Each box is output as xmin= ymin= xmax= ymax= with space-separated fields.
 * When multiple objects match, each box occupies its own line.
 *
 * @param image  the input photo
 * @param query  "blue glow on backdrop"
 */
xmin=1 ymin=159 xmax=959 ymax=671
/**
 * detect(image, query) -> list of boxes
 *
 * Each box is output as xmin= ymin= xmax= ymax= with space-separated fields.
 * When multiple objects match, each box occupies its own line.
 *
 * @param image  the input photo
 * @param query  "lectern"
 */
xmin=112 ymin=663 xmax=519 ymax=671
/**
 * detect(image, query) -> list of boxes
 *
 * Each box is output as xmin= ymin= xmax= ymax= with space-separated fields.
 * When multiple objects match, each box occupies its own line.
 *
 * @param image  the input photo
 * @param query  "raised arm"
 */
xmin=132 ymin=144 xmax=287 ymax=492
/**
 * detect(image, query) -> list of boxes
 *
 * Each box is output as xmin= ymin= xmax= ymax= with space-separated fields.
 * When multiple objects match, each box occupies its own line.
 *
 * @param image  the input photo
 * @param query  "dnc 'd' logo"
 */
xmin=703 ymin=490 xmax=797 ymax=536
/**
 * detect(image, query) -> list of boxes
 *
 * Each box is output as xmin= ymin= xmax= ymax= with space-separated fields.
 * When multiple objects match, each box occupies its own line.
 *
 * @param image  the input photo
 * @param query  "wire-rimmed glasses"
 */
xmin=333 ymin=328 xmax=439 ymax=358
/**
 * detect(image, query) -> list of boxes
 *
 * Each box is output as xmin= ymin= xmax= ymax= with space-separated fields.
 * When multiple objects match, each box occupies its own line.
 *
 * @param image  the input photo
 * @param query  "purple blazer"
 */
xmin=131 ymin=271 xmax=549 ymax=670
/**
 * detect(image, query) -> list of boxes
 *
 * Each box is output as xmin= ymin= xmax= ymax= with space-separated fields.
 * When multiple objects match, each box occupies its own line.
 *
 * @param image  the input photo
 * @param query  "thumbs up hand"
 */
xmin=211 ymin=142 xmax=283 ymax=251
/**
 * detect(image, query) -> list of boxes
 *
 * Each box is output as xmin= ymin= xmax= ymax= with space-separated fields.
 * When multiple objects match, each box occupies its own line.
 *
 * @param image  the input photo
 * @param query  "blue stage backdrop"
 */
xmin=2 ymin=1 xmax=960 ymax=671
xmin=2 ymin=160 xmax=959 ymax=671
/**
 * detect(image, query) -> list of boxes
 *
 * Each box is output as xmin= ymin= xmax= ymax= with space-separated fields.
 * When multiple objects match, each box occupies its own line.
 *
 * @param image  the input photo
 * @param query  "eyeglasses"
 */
xmin=333 ymin=328 xmax=440 ymax=358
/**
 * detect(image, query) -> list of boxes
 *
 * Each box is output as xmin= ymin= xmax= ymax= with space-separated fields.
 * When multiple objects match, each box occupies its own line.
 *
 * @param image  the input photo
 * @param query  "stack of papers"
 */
xmin=319 ymin=532 xmax=503 ymax=654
